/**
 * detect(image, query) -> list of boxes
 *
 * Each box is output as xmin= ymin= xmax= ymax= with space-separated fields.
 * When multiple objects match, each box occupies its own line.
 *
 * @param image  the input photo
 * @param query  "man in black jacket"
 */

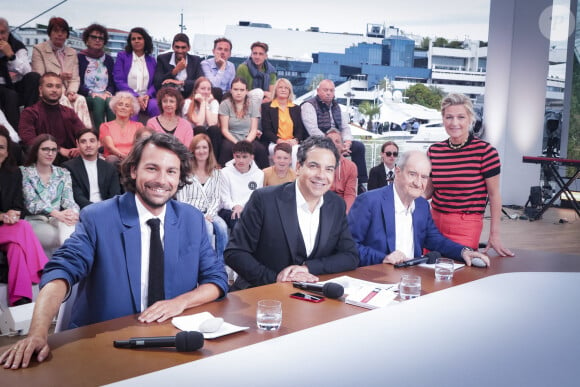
xmin=153 ymin=33 xmax=202 ymax=98
xmin=63 ymin=129 xmax=121 ymax=209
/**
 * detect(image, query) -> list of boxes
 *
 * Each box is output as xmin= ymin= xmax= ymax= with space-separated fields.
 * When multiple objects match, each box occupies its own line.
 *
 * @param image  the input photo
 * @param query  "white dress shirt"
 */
xmin=169 ymin=52 xmax=188 ymax=82
xmin=295 ymin=183 xmax=323 ymax=257
xmin=135 ymin=196 xmax=167 ymax=311
xmin=393 ymin=187 xmax=415 ymax=259
xmin=82 ymin=158 xmax=102 ymax=203
xmin=128 ymin=52 xmax=149 ymax=95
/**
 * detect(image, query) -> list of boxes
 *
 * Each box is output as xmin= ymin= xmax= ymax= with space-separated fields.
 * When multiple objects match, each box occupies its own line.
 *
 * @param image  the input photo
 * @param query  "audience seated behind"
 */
xmin=236 ymin=41 xmax=276 ymax=104
xmin=183 ymin=77 xmax=221 ymax=158
xmin=113 ymin=27 xmax=159 ymax=122
xmin=0 ymin=18 xmax=40 ymax=129
xmin=19 ymin=72 xmax=85 ymax=164
xmin=301 ymin=79 xmax=368 ymax=189
xmin=262 ymin=142 xmax=296 ymax=186
xmin=20 ymin=134 xmax=79 ymax=258
xmin=31 ymin=17 xmax=92 ymax=128
xmin=217 ymin=77 xmax=268 ymax=168
xmin=0 ymin=125 xmax=48 ymax=306
xmin=78 ymin=24 xmax=116 ymax=134
xmin=99 ymin=91 xmax=143 ymax=165
xmin=147 ymin=87 xmax=193 ymax=147
xmin=367 ymin=141 xmax=398 ymax=191
xmin=327 ymin=129 xmax=357 ymax=213
xmin=218 ymin=140 xmax=264 ymax=230
xmin=200 ymin=37 xmax=235 ymax=101
xmin=260 ymin=78 xmax=305 ymax=169
xmin=62 ymin=129 xmax=121 ymax=209
xmin=176 ymin=134 xmax=228 ymax=265
xmin=153 ymin=33 xmax=203 ymax=99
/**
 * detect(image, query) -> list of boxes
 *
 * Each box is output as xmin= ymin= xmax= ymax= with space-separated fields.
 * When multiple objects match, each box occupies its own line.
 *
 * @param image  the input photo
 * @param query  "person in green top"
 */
xmin=235 ymin=41 xmax=277 ymax=104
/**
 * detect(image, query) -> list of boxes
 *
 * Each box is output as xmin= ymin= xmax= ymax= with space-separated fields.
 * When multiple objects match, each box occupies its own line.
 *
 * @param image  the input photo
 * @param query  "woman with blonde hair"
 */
xmin=426 ymin=93 xmax=513 ymax=257
xmin=260 ymin=77 xmax=305 ymax=168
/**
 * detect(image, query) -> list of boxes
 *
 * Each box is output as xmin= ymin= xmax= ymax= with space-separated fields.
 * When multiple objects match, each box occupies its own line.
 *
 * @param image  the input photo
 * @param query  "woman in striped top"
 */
xmin=176 ymin=134 xmax=228 ymax=264
xmin=426 ymin=93 xmax=513 ymax=257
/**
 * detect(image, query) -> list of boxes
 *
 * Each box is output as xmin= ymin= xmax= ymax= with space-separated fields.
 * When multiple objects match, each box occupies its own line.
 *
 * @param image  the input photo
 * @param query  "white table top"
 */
xmin=109 ymin=272 xmax=580 ymax=387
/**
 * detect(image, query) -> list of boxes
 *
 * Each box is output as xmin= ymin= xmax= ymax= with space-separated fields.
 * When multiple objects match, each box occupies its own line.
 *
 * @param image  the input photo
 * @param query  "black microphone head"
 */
xmin=322 ymin=282 xmax=345 ymax=299
xmin=425 ymin=251 xmax=441 ymax=264
xmin=175 ymin=331 xmax=204 ymax=352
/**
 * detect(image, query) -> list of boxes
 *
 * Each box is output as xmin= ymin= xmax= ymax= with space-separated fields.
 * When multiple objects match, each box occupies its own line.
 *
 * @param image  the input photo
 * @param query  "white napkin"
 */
xmin=171 ymin=312 xmax=249 ymax=339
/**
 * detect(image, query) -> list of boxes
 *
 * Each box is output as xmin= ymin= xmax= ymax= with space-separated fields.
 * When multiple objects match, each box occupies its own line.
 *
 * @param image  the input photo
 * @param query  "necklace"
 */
xmin=448 ymin=137 xmax=469 ymax=149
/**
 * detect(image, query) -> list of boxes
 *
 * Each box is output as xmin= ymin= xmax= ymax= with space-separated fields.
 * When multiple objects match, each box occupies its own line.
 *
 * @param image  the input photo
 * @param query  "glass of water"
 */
xmin=256 ymin=300 xmax=282 ymax=331
xmin=399 ymin=274 xmax=421 ymax=300
xmin=435 ymin=258 xmax=455 ymax=280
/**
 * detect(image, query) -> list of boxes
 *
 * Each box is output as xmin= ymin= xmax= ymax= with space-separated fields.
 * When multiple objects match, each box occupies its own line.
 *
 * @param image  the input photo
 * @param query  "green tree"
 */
xmin=433 ymin=37 xmax=449 ymax=47
xmin=447 ymin=40 xmax=464 ymax=49
xmin=405 ymin=84 xmax=442 ymax=110
xmin=358 ymin=101 xmax=381 ymax=126
xmin=419 ymin=37 xmax=430 ymax=51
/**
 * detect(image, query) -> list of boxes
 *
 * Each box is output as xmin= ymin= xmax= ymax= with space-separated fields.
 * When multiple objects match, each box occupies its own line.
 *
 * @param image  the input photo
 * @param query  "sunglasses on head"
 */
xmin=383 ymin=151 xmax=398 ymax=157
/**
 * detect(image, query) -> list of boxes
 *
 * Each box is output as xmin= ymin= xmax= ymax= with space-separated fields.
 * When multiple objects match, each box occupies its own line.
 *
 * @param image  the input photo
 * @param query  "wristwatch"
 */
xmin=461 ymin=246 xmax=473 ymax=258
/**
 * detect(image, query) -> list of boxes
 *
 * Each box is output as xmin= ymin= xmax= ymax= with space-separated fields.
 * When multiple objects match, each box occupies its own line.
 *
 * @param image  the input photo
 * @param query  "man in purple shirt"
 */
xmin=201 ymin=37 xmax=235 ymax=101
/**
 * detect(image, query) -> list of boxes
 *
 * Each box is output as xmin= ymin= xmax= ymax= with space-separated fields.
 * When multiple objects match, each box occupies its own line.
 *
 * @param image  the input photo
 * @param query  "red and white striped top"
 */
xmin=427 ymin=135 xmax=501 ymax=214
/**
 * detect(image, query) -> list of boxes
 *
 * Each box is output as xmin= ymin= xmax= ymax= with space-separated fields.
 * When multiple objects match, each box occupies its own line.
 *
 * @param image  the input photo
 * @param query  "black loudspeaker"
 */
xmin=529 ymin=186 xmax=542 ymax=208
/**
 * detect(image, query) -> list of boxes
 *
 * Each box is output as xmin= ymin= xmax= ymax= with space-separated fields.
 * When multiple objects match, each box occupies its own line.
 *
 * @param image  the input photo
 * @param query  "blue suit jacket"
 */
xmin=41 ymin=192 xmax=229 ymax=328
xmin=347 ymin=184 xmax=465 ymax=266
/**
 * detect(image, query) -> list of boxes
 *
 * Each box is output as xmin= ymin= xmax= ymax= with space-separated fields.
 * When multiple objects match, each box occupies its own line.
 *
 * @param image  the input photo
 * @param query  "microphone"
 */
xmin=113 ymin=331 xmax=204 ymax=352
xmin=394 ymin=251 xmax=441 ymax=268
xmin=292 ymin=282 xmax=345 ymax=299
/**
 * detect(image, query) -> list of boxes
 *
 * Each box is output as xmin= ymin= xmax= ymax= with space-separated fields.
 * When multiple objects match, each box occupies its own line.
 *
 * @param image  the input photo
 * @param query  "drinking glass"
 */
xmin=399 ymin=274 xmax=421 ymax=300
xmin=256 ymin=300 xmax=282 ymax=331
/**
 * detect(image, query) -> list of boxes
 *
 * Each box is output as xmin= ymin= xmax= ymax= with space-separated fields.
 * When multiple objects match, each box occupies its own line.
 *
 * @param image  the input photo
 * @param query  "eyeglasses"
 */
xmin=383 ymin=151 xmax=398 ymax=157
xmin=89 ymin=35 xmax=105 ymax=41
xmin=40 ymin=147 xmax=58 ymax=154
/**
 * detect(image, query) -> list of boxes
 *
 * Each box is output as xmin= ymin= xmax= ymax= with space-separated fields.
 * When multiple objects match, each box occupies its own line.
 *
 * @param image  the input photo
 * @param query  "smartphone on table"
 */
xmin=290 ymin=292 xmax=325 ymax=303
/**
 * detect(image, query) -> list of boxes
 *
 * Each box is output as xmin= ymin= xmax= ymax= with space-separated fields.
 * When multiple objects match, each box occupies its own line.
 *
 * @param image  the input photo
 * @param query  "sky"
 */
xmin=5 ymin=0 xmax=491 ymax=42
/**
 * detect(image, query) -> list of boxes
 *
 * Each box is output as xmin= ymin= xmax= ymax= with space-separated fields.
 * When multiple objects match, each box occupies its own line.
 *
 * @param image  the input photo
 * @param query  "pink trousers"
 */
xmin=0 ymin=220 xmax=49 ymax=306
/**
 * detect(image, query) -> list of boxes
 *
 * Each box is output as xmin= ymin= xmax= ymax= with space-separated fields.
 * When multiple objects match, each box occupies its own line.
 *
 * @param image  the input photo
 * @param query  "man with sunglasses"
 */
xmin=368 ymin=141 xmax=399 ymax=190
xmin=154 ymin=33 xmax=203 ymax=98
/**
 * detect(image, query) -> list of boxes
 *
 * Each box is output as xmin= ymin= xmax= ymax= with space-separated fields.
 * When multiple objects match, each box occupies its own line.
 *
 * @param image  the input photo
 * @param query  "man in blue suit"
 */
xmin=348 ymin=150 xmax=489 ymax=267
xmin=1 ymin=133 xmax=228 ymax=370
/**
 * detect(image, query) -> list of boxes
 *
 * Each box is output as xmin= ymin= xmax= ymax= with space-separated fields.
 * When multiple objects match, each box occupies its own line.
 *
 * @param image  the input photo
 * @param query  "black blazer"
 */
xmin=225 ymin=182 xmax=359 ymax=288
xmin=367 ymin=164 xmax=393 ymax=191
xmin=260 ymin=102 xmax=306 ymax=145
xmin=62 ymin=157 xmax=121 ymax=209
xmin=153 ymin=52 xmax=203 ymax=97
xmin=0 ymin=168 xmax=25 ymax=215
